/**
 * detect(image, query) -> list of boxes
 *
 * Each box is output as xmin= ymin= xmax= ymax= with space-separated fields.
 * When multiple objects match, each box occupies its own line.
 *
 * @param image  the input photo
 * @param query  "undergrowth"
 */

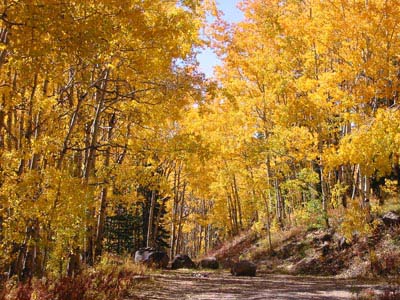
xmin=355 ymin=286 xmax=400 ymax=300
xmin=0 ymin=259 xmax=147 ymax=300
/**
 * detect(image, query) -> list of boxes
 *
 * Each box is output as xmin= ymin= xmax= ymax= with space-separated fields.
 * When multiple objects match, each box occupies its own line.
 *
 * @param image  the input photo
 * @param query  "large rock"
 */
xmin=171 ymin=254 xmax=196 ymax=270
xmin=147 ymin=251 xmax=169 ymax=268
xmin=382 ymin=211 xmax=400 ymax=227
xmin=134 ymin=247 xmax=153 ymax=263
xmin=199 ymin=257 xmax=219 ymax=269
xmin=134 ymin=248 xmax=169 ymax=269
xmin=230 ymin=260 xmax=257 ymax=277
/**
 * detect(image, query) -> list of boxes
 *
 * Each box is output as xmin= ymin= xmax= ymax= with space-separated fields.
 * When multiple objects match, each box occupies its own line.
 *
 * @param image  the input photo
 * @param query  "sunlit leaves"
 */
xmin=0 ymin=0 xmax=207 ymax=272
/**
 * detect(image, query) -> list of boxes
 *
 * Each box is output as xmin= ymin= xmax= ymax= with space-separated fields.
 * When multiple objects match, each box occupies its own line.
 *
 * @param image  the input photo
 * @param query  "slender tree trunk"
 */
xmin=0 ymin=104 xmax=4 ymax=148
xmin=352 ymin=164 xmax=360 ymax=200
xmin=82 ymin=69 xmax=110 ymax=265
xmin=175 ymin=188 xmax=186 ymax=254
xmin=274 ymin=178 xmax=283 ymax=228
xmin=16 ymin=74 xmax=42 ymax=280
xmin=199 ymin=225 xmax=203 ymax=255
xmin=232 ymin=175 xmax=243 ymax=230
xmin=227 ymin=193 xmax=237 ymax=235
xmin=94 ymin=113 xmax=116 ymax=259
xmin=83 ymin=69 xmax=109 ymax=180
xmin=0 ymin=27 xmax=9 ymax=69
xmin=94 ymin=187 xmax=108 ymax=258
xmin=394 ymin=154 xmax=400 ymax=193
xmin=319 ymin=165 xmax=330 ymax=228
xmin=146 ymin=190 xmax=156 ymax=248
xmin=57 ymin=92 xmax=87 ymax=169
xmin=153 ymin=195 xmax=169 ymax=248
xmin=265 ymin=157 xmax=274 ymax=250
xmin=359 ymin=168 xmax=371 ymax=222
xmin=6 ymin=109 xmax=13 ymax=151
xmin=262 ymin=192 xmax=273 ymax=251
xmin=170 ymin=162 xmax=181 ymax=258
xmin=29 ymin=112 xmax=41 ymax=170
xmin=340 ymin=164 xmax=354 ymax=207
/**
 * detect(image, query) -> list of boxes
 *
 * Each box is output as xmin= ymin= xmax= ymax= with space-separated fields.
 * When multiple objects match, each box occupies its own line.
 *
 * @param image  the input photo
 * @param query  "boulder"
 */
xmin=134 ymin=247 xmax=154 ymax=263
xmin=147 ymin=251 xmax=169 ymax=268
xmin=171 ymin=254 xmax=197 ymax=270
xmin=134 ymin=248 xmax=169 ymax=269
xmin=230 ymin=260 xmax=257 ymax=277
xmin=382 ymin=211 xmax=400 ymax=227
xmin=199 ymin=257 xmax=219 ymax=269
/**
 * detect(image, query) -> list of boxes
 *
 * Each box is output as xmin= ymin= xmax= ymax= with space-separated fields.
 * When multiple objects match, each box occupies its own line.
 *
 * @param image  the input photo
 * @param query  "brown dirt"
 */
xmin=133 ymin=270 xmax=386 ymax=300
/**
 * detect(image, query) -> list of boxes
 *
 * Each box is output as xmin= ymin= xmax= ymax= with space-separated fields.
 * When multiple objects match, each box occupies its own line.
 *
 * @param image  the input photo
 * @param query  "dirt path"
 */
xmin=134 ymin=271 xmax=385 ymax=300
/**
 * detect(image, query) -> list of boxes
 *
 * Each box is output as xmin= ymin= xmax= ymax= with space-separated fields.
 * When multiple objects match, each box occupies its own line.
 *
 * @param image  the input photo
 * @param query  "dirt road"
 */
xmin=134 ymin=271 xmax=385 ymax=300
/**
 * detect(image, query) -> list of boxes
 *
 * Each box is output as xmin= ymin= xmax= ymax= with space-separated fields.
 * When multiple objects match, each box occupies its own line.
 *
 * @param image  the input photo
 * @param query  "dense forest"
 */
xmin=0 ymin=0 xmax=400 ymax=287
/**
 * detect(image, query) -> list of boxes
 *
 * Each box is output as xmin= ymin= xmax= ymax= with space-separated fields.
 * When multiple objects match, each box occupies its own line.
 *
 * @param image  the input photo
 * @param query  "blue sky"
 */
xmin=197 ymin=1 xmax=244 ymax=78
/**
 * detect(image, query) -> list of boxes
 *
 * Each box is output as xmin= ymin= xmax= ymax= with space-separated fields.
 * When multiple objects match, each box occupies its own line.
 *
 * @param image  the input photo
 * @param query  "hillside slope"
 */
xmin=210 ymin=212 xmax=400 ymax=279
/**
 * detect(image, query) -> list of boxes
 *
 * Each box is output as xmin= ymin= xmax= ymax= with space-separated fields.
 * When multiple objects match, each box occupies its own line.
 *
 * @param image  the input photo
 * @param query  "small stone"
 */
xmin=382 ymin=211 xmax=400 ymax=227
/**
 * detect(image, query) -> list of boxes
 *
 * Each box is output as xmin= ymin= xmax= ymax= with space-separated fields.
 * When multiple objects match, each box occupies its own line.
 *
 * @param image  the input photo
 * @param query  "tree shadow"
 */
xmin=134 ymin=271 xmax=386 ymax=300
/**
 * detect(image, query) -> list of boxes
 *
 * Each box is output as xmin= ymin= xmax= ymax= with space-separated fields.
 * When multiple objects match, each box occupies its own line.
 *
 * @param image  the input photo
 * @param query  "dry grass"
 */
xmin=0 ymin=257 xmax=148 ymax=300
xmin=208 ymin=230 xmax=257 ymax=263
xmin=248 ymin=225 xmax=307 ymax=261
xmin=354 ymin=286 xmax=400 ymax=300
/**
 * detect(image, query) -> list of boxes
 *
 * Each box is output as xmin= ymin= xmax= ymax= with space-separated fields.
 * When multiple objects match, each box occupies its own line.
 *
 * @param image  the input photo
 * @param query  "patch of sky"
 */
xmin=197 ymin=1 xmax=244 ymax=78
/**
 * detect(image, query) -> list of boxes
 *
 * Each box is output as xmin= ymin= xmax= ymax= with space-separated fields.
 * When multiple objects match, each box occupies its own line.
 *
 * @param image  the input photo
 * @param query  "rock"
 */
xmin=192 ymin=273 xmax=209 ymax=278
xmin=134 ymin=248 xmax=169 ymax=269
xmin=199 ymin=257 xmax=219 ymax=269
xmin=147 ymin=251 xmax=169 ymax=268
xmin=312 ymin=231 xmax=332 ymax=244
xmin=230 ymin=260 xmax=257 ymax=277
xmin=382 ymin=211 xmax=400 ymax=227
xmin=171 ymin=254 xmax=197 ymax=270
xmin=321 ymin=241 xmax=330 ymax=256
xmin=337 ymin=237 xmax=351 ymax=250
xmin=135 ymin=247 xmax=153 ymax=263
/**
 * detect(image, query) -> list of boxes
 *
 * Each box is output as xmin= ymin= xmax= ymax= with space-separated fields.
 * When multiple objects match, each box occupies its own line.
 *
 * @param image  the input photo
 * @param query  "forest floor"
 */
xmin=132 ymin=270 xmax=387 ymax=300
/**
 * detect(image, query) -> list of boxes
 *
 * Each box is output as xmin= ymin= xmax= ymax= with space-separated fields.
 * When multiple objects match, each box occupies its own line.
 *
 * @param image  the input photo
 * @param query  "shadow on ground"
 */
xmin=133 ymin=271 xmax=385 ymax=300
